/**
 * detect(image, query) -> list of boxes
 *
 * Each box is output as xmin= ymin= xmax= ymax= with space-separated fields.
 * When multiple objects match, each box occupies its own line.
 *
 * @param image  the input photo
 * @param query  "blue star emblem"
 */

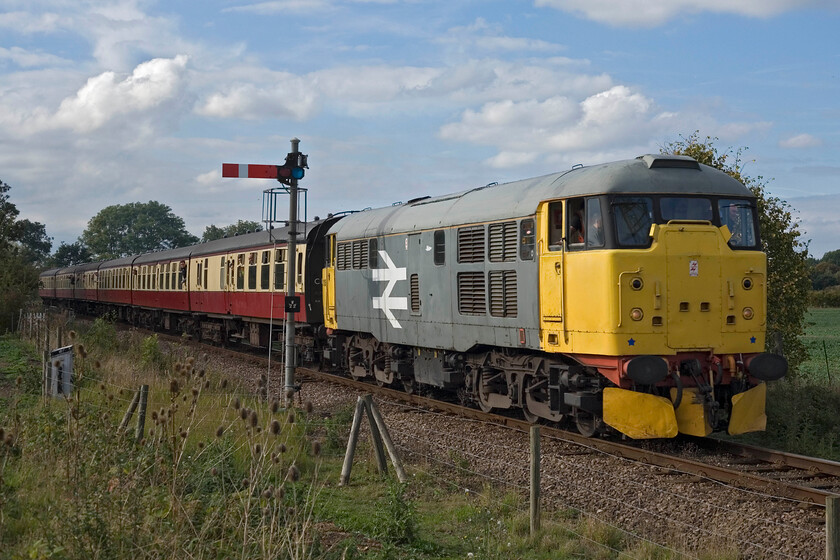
xmin=628 ymin=338 xmax=635 ymax=346
xmin=750 ymin=336 xmax=756 ymax=344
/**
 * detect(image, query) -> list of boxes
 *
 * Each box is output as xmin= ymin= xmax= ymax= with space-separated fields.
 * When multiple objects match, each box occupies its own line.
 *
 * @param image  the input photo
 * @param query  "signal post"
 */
xmin=222 ymin=138 xmax=308 ymax=406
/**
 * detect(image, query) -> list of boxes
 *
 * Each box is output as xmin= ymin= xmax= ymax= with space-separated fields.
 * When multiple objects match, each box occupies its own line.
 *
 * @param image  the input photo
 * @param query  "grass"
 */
xmin=731 ymin=307 xmax=840 ymax=459
xmin=0 ymin=317 xmax=720 ymax=559
xmin=798 ymin=307 xmax=840 ymax=383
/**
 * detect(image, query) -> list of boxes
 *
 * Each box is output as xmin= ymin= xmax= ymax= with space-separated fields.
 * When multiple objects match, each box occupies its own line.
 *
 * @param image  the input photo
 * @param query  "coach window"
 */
xmin=368 ymin=239 xmax=379 ymax=269
xmin=296 ymin=252 xmax=304 ymax=286
xmin=261 ymin=251 xmax=270 ymax=289
xmin=520 ymin=219 xmax=535 ymax=260
xmin=236 ymin=255 xmax=245 ymax=290
xmin=219 ymin=257 xmax=226 ymax=290
xmin=203 ymin=258 xmax=209 ymax=289
xmin=164 ymin=264 xmax=170 ymax=290
xmin=274 ymin=249 xmax=286 ymax=290
xmin=248 ymin=252 xmax=257 ymax=290
xmin=433 ymin=230 xmax=445 ymax=265
xmin=196 ymin=261 xmax=202 ymax=289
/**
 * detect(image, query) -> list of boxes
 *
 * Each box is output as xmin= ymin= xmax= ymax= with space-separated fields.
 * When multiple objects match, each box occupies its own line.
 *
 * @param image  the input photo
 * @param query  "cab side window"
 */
xmin=567 ymin=199 xmax=585 ymax=247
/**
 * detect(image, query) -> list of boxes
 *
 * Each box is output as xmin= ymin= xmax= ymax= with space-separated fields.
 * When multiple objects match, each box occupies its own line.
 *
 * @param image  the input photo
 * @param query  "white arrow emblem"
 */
xmin=372 ymin=250 xmax=407 ymax=328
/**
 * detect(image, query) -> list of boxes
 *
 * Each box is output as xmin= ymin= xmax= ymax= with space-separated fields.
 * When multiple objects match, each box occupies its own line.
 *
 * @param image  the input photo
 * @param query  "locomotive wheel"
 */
xmin=574 ymin=409 xmax=603 ymax=438
xmin=476 ymin=370 xmax=494 ymax=413
xmin=521 ymin=376 xmax=540 ymax=423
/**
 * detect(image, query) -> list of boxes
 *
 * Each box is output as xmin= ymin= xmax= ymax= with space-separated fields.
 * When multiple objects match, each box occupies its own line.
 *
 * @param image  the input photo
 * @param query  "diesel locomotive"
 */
xmin=40 ymin=153 xmax=787 ymax=439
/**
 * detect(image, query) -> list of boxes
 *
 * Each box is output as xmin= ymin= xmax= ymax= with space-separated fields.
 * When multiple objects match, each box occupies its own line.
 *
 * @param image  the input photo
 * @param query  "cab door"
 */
xmin=322 ymin=235 xmax=338 ymax=329
xmin=538 ymin=201 xmax=566 ymax=349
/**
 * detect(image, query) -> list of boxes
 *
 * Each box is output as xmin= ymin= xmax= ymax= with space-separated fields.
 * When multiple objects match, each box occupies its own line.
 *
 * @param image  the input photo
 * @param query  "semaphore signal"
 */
xmin=221 ymin=138 xmax=308 ymax=406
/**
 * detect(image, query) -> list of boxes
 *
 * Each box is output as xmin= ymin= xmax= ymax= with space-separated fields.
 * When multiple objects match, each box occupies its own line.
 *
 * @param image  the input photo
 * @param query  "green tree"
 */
xmin=52 ymin=241 xmax=93 ymax=267
xmin=0 ymin=179 xmax=22 ymax=249
xmin=201 ymin=220 xmax=262 ymax=242
xmin=821 ymin=249 xmax=840 ymax=268
xmin=15 ymin=219 xmax=52 ymax=267
xmin=664 ymin=133 xmax=811 ymax=370
xmin=80 ymin=201 xmax=198 ymax=260
xmin=810 ymin=261 xmax=840 ymax=291
xmin=0 ymin=179 xmax=39 ymax=328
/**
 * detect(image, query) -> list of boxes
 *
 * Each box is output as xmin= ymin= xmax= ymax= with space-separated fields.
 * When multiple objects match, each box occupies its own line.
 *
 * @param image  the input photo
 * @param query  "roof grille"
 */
xmin=640 ymin=154 xmax=700 ymax=170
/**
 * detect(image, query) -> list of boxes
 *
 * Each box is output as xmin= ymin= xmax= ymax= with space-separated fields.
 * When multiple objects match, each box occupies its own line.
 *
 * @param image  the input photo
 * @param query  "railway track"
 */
xmin=294 ymin=365 xmax=840 ymax=507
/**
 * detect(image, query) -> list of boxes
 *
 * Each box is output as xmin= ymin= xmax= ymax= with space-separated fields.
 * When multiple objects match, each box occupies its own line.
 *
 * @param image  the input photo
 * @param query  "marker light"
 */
xmin=630 ymin=308 xmax=644 ymax=321
xmin=742 ymin=307 xmax=754 ymax=320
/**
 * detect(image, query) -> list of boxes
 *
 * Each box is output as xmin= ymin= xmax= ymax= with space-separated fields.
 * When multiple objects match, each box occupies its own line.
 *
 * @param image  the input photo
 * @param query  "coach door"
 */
xmin=538 ymin=201 xmax=566 ymax=349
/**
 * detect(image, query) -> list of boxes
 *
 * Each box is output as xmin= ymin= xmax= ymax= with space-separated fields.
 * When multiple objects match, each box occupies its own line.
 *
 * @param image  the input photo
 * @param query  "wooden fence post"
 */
xmin=530 ymin=425 xmax=541 ymax=536
xmin=362 ymin=395 xmax=388 ymax=475
xmin=135 ymin=385 xmax=149 ymax=443
xmin=828 ymin=495 xmax=840 ymax=560
xmin=340 ymin=396 xmax=366 ymax=486
xmin=119 ymin=389 xmax=142 ymax=434
xmin=366 ymin=397 xmax=407 ymax=483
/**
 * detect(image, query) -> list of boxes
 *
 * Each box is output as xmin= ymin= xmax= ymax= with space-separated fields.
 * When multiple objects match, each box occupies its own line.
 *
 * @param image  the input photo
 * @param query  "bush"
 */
xmin=810 ymin=287 xmax=840 ymax=308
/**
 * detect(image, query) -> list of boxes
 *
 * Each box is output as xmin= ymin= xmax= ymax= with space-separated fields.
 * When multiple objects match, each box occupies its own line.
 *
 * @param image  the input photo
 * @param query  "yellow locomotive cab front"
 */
xmin=537 ymin=188 xmax=784 ymax=439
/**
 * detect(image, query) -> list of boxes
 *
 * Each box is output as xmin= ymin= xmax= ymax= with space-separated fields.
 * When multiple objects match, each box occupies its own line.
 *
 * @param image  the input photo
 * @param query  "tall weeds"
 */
xmin=1 ymin=321 xmax=327 ymax=559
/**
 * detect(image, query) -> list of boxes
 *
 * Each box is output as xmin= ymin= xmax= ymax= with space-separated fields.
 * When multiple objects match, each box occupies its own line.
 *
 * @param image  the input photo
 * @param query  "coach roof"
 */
xmin=328 ymin=155 xmax=753 ymax=240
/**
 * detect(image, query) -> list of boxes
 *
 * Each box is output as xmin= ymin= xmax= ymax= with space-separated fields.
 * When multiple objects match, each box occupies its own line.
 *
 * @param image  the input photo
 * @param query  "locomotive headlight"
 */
xmin=630 ymin=308 xmax=644 ymax=321
xmin=742 ymin=277 xmax=753 ymax=290
xmin=742 ymin=307 xmax=754 ymax=320
xmin=630 ymin=277 xmax=644 ymax=290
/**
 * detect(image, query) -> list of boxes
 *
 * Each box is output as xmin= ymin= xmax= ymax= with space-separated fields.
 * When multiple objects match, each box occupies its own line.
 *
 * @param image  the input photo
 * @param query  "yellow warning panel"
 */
xmin=603 ymin=387 xmax=678 ymax=439
xmin=670 ymin=387 xmax=712 ymax=437
xmin=728 ymin=383 xmax=767 ymax=436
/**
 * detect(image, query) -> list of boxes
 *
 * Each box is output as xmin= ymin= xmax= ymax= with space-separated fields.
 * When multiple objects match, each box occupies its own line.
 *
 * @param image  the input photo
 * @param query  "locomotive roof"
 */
xmin=329 ymin=154 xmax=754 ymax=240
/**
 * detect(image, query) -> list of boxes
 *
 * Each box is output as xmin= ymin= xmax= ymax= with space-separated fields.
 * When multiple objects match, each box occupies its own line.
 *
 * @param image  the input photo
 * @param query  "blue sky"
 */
xmin=1 ymin=0 xmax=838 ymax=256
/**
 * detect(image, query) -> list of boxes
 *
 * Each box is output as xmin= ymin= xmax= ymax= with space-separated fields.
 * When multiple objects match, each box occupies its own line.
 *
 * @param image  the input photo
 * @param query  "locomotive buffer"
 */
xmin=222 ymin=138 xmax=308 ymax=405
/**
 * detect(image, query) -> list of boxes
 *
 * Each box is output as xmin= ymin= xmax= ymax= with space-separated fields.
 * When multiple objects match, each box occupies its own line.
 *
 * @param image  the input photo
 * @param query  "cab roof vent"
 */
xmin=639 ymin=154 xmax=700 ymax=170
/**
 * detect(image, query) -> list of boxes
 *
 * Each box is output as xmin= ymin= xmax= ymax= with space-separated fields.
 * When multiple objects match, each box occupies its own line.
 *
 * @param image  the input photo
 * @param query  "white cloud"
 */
xmin=222 ymin=0 xmax=335 ymax=15
xmin=533 ymin=0 xmax=821 ymax=27
xmin=0 ymin=11 xmax=64 ymax=33
xmin=441 ymin=85 xmax=679 ymax=168
xmin=50 ymin=55 xmax=189 ymax=133
xmin=0 ymin=46 xmax=68 ymax=68
xmin=438 ymin=18 xmax=565 ymax=53
xmin=196 ymin=76 xmax=319 ymax=121
xmin=780 ymin=133 xmax=823 ymax=149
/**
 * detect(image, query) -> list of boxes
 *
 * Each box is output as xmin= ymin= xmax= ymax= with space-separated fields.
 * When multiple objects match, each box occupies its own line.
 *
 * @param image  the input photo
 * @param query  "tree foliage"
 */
xmin=80 ymin=201 xmax=198 ymax=260
xmin=15 ymin=219 xmax=53 ymax=267
xmin=52 ymin=241 xmax=93 ymax=267
xmin=201 ymin=220 xmax=262 ymax=242
xmin=664 ymin=132 xmax=811 ymax=370
xmin=0 ymin=179 xmax=40 ymax=328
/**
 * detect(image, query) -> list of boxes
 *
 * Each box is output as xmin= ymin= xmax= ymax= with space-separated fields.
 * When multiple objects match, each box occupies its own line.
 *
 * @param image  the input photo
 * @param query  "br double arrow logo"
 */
xmin=371 ymin=250 xmax=407 ymax=329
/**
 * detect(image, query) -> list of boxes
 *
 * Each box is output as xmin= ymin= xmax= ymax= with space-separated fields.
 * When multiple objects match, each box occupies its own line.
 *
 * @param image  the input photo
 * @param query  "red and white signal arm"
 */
xmin=221 ymin=163 xmax=278 ymax=179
